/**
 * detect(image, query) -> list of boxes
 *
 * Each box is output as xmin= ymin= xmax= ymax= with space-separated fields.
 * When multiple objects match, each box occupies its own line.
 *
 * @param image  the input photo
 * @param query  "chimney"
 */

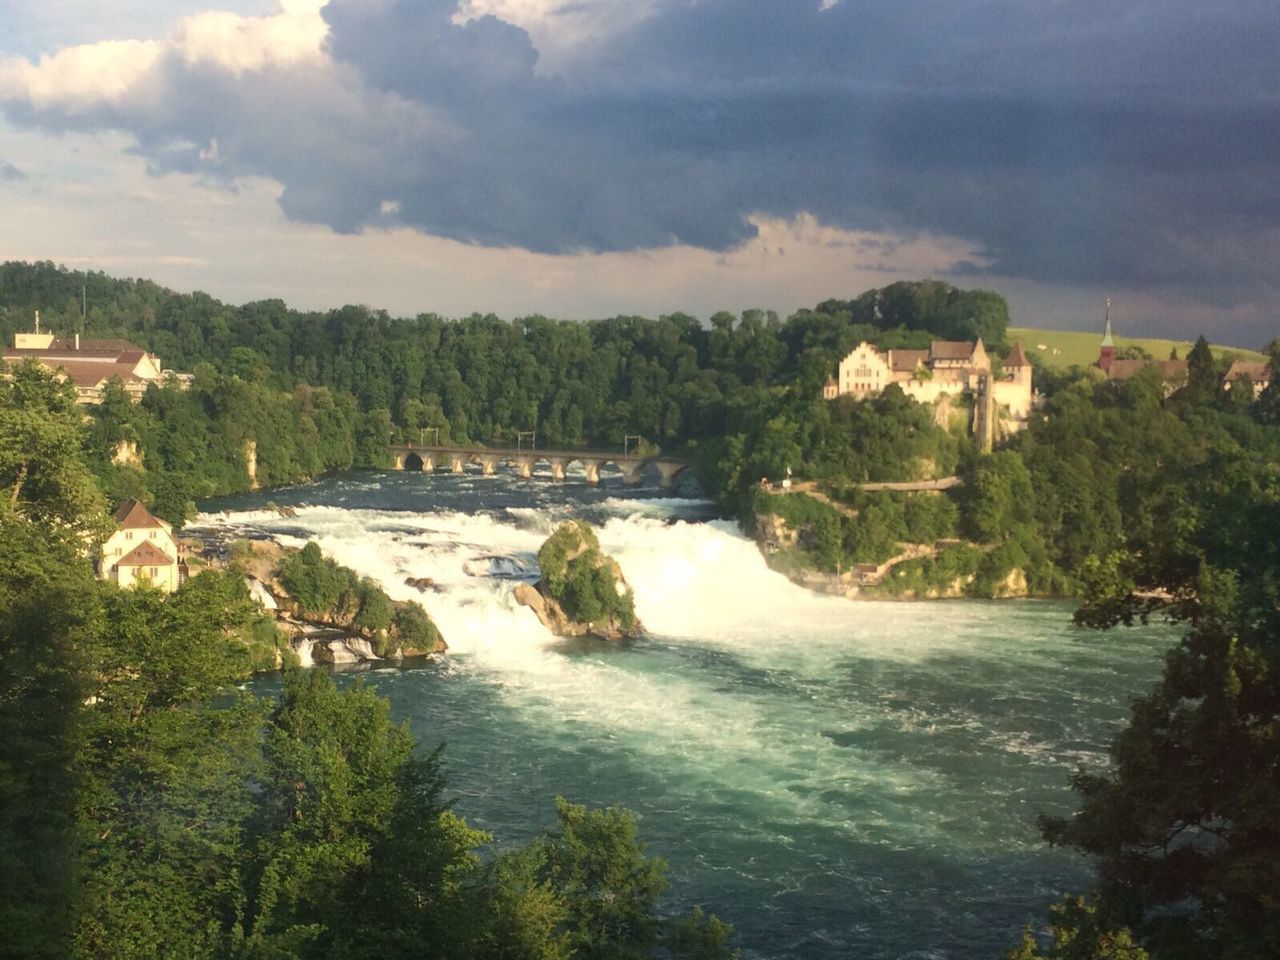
xmin=75 ymin=333 xmax=81 ymax=351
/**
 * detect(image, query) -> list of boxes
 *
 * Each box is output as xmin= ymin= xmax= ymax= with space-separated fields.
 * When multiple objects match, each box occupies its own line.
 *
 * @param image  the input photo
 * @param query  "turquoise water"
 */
xmin=199 ymin=470 xmax=1172 ymax=959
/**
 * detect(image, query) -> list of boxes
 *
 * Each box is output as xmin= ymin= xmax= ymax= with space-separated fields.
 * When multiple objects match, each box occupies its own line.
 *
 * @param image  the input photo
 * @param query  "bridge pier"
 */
xmin=549 ymin=458 xmax=568 ymax=481
xmin=582 ymin=459 xmax=603 ymax=485
xmin=655 ymin=460 xmax=688 ymax=490
xmin=617 ymin=460 xmax=645 ymax=486
xmin=393 ymin=452 xmax=405 ymax=470
xmin=513 ymin=455 xmax=535 ymax=479
xmin=450 ymin=455 xmax=465 ymax=474
xmin=480 ymin=456 xmax=497 ymax=476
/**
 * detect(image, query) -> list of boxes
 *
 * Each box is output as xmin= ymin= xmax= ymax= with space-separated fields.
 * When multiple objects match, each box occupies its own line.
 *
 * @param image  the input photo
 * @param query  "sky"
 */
xmin=0 ymin=1 xmax=1276 ymax=346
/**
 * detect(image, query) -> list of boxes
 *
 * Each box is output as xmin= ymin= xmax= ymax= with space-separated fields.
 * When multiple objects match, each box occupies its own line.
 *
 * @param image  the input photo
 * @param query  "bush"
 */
xmin=537 ymin=521 xmax=637 ymax=630
xmin=391 ymin=602 xmax=443 ymax=654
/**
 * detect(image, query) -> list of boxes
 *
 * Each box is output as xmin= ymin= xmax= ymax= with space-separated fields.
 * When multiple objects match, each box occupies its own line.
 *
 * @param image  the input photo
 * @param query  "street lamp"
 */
xmin=623 ymin=434 xmax=642 ymax=456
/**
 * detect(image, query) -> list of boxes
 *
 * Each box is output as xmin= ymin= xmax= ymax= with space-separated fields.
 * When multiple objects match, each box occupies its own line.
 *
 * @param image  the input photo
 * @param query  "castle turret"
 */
xmin=1098 ymin=299 xmax=1116 ymax=373
xmin=1005 ymin=341 xmax=1032 ymax=386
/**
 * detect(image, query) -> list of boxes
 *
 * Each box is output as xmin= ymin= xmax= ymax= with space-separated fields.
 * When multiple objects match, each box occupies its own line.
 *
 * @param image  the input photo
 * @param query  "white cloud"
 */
xmin=0 ymin=39 xmax=161 ymax=108
xmin=175 ymin=5 xmax=328 ymax=74
xmin=0 ymin=1 xmax=328 ymax=109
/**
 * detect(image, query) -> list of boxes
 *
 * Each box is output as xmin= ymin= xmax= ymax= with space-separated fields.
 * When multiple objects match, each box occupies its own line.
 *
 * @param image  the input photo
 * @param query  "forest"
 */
xmin=4 ymin=260 xmax=1280 ymax=957
xmin=0 ymin=360 xmax=739 ymax=960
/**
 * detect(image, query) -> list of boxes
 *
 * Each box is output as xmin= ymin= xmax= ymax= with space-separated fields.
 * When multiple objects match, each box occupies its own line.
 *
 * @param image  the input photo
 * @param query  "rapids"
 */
xmin=194 ymin=470 xmax=1172 ymax=959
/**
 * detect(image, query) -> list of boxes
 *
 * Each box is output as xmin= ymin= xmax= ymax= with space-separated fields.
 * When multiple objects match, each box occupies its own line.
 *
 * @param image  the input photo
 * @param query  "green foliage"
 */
xmin=391 ymin=601 xmax=444 ymax=655
xmin=536 ymin=798 xmax=668 ymax=960
xmin=1008 ymin=896 xmax=1149 ymax=959
xmin=877 ymin=543 xmax=986 ymax=598
xmin=276 ymin=541 xmax=442 ymax=654
xmin=0 ymin=514 xmax=97 ymax=960
xmin=537 ymin=521 xmax=637 ymax=630
xmin=1 ymin=360 xmax=108 ymax=537
xmin=819 ymin=280 xmax=1011 ymax=353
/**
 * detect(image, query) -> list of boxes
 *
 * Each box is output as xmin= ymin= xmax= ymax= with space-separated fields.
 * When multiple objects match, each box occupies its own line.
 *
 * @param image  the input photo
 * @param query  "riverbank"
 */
xmin=753 ymin=509 xmax=1049 ymax=602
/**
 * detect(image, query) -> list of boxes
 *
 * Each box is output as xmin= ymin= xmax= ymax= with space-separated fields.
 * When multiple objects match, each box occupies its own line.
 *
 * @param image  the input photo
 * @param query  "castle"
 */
xmin=822 ymin=337 xmax=1035 ymax=447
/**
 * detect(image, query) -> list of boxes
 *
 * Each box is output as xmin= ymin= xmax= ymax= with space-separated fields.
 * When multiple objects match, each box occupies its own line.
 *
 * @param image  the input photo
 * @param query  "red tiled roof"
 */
xmin=1106 ymin=358 xmax=1189 ymax=381
xmin=890 ymin=349 xmax=929 ymax=372
xmin=116 ymin=540 xmax=174 ymax=567
xmin=115 ymin=350 xmax=146 ymax=364
xmin=1005 ymin=341 xmax=1030 ymax=367
xmin=47 ymin=360 xmax=113 ymax=387
xmin=14 ymin=358 xmax=146 ymax=388
xmin=1224 ymin=360 xmax=1271 ymax=382
xmin=113 ymin=498 xmax=166 ymax=530
xmin=929 ymin=340 xmax=976 ymax=361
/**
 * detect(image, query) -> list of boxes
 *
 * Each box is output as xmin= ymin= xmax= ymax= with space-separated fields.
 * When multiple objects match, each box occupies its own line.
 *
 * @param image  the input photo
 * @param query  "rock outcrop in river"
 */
xmin=232 ymin=539 xmax=447 ymax=665
xmin=516 ymin=520 xmax=642 ymax=641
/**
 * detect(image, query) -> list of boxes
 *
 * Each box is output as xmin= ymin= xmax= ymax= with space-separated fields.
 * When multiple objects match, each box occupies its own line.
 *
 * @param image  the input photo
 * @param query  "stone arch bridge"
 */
xmin=388 ymin=443 xmax=692 ymax=489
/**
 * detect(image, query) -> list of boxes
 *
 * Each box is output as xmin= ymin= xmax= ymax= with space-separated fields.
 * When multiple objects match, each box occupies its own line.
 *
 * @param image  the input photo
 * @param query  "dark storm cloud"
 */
xmin=4 ymin=0 xmax=1278 ymax=310
xmin=315 ymin=0 xmax=1280 ymax=301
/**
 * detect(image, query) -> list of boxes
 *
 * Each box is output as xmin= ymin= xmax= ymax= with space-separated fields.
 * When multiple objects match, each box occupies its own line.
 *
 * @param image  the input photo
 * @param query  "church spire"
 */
xmin=1098 ymin=298 xmax=1116 ymax=373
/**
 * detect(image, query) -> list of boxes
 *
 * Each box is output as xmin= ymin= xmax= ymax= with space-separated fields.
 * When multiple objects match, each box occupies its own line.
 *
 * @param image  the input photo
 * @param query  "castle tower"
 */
xmin=1098 ymin=299 xmax=1116 ymax=373
xmin=1005 ymin=341 xmax=1032 ymax=387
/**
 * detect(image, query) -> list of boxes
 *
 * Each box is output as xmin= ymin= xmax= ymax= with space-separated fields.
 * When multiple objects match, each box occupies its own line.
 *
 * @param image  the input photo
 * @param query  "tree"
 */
xmin=1184 ymin=334 xmax=1217 ymax=402
xmin=536 ymin=798 xmax=669 ymax=960
xmin=0 ymin=360 xmax=107 ymax=536
xmin=1044 ymin=454 xmax=1280 ymax=958
xmin=1008 ymin=896 xmax=1149 ymax=960
xmin=0 ymin=515 xmax=98 ymax=960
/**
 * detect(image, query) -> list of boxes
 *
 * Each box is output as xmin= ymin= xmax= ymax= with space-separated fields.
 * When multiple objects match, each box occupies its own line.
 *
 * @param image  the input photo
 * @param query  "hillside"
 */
xmin=1008 ymin=326 xmax=1267 ymax=371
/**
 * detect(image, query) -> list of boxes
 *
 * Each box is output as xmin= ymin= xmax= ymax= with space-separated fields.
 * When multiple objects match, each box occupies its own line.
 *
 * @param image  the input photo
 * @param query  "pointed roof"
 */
xmin=113 ymin=498 xmax=166 ymax=530
xmin=116 ymin=540 xmax=174 ymax=567
xmin=1101 ymin=303 xmax=1115 ymax=347
xmin=1006 ymin=341 xmax=1030 ymax=367
xmin=1224 ymin=360 xmax=1272 ymax=383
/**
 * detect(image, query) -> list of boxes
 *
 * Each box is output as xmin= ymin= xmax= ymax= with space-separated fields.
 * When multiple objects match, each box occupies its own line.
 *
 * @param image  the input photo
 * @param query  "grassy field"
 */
xmin=1007 ymin=327 xmax=1267 ymax=371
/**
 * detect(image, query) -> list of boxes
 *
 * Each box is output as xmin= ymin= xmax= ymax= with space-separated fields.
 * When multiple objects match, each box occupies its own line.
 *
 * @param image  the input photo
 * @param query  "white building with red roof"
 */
xmin=1222 ymin=360 xmax=1273 ymax=397
xmin=100 ymin=498 xmax=182 ymax=592
xmin=3 ymin=312 xmax=185 ymax=403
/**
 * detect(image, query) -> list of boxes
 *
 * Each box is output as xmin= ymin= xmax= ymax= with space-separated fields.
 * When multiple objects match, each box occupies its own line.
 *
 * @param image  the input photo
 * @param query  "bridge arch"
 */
xmin=403 ymin=452 xmax=425 ymax=472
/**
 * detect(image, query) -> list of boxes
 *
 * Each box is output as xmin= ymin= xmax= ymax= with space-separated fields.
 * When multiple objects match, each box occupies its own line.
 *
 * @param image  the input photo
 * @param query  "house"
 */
xmin=824 ymin=337 xmax=1035 ymax=441
xmin=1222 ymin=360 xmax=1272 ymax=397
xmin=1096 ymin=305 xmax=1188 ymax=386
xmin=2 ymin=312 xmax=188 ymax=403
xmin=100 ymin=498 xmax=182 ymax=593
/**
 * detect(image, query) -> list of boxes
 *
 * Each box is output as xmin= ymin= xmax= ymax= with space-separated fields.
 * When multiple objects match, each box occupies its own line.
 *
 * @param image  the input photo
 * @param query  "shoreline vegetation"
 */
xmin=5 ymin=260 xmax=1280 ymax=958
xmin=224 ymin=538 xmax=446 ymax=668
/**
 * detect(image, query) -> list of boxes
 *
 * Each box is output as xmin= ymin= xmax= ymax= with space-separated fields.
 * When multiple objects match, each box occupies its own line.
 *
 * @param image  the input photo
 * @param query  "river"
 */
xmin=193 ymin=468 xmax=1172 ymax=960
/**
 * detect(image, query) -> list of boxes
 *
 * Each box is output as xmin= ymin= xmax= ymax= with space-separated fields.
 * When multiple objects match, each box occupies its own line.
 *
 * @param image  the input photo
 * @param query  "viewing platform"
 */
xmin=388 ymin=443 xmax=692 ymax=489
